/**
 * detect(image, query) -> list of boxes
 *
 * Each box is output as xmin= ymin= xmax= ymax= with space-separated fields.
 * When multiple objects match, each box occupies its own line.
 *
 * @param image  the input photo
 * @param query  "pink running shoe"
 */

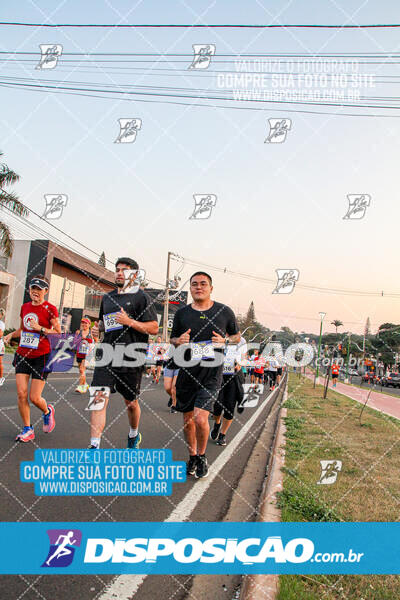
xmin=43 ymin=404 xmax=55 ymax=433
xmin=16 ymin=426 xmax=35 ymax=443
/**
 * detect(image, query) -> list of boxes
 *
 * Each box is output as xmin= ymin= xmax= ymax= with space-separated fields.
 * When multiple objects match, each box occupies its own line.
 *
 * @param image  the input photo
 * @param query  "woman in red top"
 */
xmin=4 ymin=275 xmax=61 ymax=443
xmin=75 ymin=317 xmax=93 ymax=394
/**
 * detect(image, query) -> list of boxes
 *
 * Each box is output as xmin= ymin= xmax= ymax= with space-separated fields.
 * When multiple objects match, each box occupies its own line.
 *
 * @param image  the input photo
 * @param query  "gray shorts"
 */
xmin=164 ymin=367 xmax=179 ymax=379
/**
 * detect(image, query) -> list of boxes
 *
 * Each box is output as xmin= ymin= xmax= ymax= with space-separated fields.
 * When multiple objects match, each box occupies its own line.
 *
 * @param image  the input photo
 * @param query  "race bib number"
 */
xmin=103 ymin=312 xmax=123 ymax=332
xmin=78 ymin=341 xmax=89 ymax=355
xmin=223 ymin=358 xmax=235 ymax=375
xmin=20 ymin=331 xmax=40 ymax=349
xmin=192 ymin=341 xmax=215 ymax=360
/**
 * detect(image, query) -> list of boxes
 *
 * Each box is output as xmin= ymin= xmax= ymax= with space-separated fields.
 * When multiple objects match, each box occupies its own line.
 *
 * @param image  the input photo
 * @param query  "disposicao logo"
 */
xmin=83 ymin=536 xmax=314 ymax=564
xmin=42 ymin=529 xmax=82 ymax=567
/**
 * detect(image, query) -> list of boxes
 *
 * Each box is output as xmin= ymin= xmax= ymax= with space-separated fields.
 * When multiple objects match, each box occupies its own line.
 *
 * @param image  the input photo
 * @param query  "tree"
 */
xmin=0 ymin=151 xmax=28 ymax=257
xmin=331 ymin=319 xmax=343 ymax=336
xmin=242 ymin=301 xmax=256 ymax=329
xmin=98 ymin=251 xmax=106 ymax=267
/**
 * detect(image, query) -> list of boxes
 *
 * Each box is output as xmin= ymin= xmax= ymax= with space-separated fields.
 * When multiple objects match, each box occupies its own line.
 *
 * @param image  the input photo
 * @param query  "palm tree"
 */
xmin=331 ymin=319 xmax=343 ymax=337
xmin=0 ymin=151 xmax=28 ymax=258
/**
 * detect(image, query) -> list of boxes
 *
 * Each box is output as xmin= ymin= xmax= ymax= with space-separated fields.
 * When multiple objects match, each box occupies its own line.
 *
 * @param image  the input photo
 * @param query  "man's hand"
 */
xmin=177 ymin=329 xmax=191 ymax=345
xmin=212 ymin=330 xmax=225 ymax=346
xmin=116 ymin=308 xmax=132 ymax=327
xmin=29 ymin=320 xmax=42 ymax=333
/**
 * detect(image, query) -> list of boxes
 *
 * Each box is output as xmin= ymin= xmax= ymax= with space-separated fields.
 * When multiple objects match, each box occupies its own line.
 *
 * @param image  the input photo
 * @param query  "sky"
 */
xmin=0 ymin=1 xmax=399 ymax=335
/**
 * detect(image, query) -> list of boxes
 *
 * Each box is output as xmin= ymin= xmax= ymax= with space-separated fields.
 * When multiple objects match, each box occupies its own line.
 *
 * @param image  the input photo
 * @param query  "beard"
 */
xmin=116 ymin=280 xmax=124 ymax=288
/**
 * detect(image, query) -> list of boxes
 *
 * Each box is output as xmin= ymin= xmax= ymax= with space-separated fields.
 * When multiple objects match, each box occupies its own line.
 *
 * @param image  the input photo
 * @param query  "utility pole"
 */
xmin=162 ymin=252 xmax=172 ymax=342
xmin=345 ymin=332 xmax=351 ymax=383
xmin=58 ymin=277 xmax=68 ymax=330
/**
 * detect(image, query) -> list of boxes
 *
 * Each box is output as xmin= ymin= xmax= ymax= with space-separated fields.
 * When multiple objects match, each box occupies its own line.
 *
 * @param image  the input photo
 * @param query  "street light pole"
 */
xmin=315 ymin=312 xmax=326 ymax=386
xmin=162 ymin=252 xmax=172 ymax=342
xmin=345 ymin=332 xmax=351 ymax=383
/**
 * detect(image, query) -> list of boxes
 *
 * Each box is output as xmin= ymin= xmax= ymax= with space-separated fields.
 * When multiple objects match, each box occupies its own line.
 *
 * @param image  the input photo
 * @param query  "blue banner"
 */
xmin=0 ymin=522 xmax=398 ymax=574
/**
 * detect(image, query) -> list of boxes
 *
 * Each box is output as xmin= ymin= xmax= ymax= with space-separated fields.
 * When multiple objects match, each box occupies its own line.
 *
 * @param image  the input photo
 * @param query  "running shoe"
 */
xmin=195 ymin=455 xmax=209 ymax=479
xmin=0 ymin=377 xmax=5 ymax=386
xmin=216 ymin=434 xmax=227 ymax=446
xmin=16 ymin=426 xmax=35 ymax=443
xmin=236 ymin=404 xmax=245 ymax=414
xmin=88 ymin=444 xmax=99 ymax=449
xmin=170 ymin=406 xmax=177 ymax=414
xmin=210 ymin=422 xmax=221 ymax=441
xmin=75 ymin=385 xmax=83 ymax=393
xmin=127 ymin=432 xmax=142 ymax=449
xmin=43 ymin=404 xmax=55 ymax=433
xmin=186 ymin=455 xmax=198 ymax=476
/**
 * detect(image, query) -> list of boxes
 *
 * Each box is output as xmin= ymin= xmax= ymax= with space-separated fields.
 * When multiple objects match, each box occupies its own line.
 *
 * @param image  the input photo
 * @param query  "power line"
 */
xmin=1 ymin=81 xmax=397 ymax=118
xmin=1 ymin=79 xmax=399 ymax=111
xmin=174 ymin=255 xmax=400 ymax=298
xmin=1 ymin=22 xmax=400 ymax=29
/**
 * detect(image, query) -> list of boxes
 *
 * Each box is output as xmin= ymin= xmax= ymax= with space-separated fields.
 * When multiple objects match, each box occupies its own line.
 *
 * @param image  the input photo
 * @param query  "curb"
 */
xmin=240 ymin=382 xmax=288 ymax=600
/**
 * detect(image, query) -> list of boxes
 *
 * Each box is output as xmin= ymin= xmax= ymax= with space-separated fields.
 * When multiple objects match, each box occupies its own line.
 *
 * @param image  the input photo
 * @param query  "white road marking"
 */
xmin=98 ymin=385 xmax=280 ymax=600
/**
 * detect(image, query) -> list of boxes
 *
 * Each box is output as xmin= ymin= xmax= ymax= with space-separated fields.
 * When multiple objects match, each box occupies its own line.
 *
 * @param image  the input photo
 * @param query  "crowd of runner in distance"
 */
xmin=3 ymin=257 xmax=284 ymax=480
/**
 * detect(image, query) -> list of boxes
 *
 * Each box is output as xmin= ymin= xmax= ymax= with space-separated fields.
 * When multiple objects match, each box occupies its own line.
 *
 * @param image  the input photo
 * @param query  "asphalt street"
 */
xmin=0 ymin=354 xmax=281 ymax=600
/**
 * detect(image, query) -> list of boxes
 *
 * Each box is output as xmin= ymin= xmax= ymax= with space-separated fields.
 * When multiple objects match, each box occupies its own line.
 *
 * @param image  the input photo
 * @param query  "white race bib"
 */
xmin=223 ymin=358 xmax=235 ymax=375
xmin=20 ymin=331 xmax=40 ymax=349
xmin=79 ymin=341 xmax=89 ymax=355
xmin=192 ymin=341 xmax=215 ymax=360
xmin=103 ymin=312 xmax=123 ymax=332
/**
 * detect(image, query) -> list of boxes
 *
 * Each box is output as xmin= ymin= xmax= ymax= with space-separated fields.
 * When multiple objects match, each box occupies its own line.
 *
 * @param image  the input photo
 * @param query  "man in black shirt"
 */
xmin=170 ymin=271 xmax=240 ymax=479
xmin=90 ymin=257 xmax=158 ymax=449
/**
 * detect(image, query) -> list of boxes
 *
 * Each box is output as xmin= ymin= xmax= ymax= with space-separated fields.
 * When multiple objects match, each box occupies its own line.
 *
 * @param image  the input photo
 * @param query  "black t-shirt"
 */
xmin=171 ymin=301 xmax=238 ymax=343
xmin=171 ymin=301 xmax=238 ymax=369
xmin=99 ymin=289 xmax=157 ymax=347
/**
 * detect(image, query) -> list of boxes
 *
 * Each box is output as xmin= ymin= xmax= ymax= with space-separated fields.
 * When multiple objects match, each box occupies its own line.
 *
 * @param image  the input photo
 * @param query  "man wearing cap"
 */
xmin=4 ymin=275 xmax=61 ymax=443
xmin=89 ymin=257 xmax=158 ymax=449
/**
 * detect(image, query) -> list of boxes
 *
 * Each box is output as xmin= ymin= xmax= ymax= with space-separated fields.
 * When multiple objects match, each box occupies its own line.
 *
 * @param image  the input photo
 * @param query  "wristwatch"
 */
xmin=40 ymin=327 xmax=46 ymax=336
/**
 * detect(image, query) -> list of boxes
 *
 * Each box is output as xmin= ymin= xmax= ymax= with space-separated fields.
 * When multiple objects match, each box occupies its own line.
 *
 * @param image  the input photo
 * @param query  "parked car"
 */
xmin=381 ymin=372 xmax=400 ymax=388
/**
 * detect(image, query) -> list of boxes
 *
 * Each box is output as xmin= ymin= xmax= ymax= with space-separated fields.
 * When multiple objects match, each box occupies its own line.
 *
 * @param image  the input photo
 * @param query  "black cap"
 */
xmin=29 ymin=278 xmax=49 ymax=290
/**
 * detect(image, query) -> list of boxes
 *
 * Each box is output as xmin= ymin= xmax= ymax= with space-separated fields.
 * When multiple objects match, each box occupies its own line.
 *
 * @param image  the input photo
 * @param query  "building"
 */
xmin=1 ymin=239 xmax=115 ymax=331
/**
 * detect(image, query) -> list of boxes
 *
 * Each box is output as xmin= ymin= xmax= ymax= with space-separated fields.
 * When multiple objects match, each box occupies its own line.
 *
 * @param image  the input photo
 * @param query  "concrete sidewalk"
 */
xmin=305 ymin=369 xmax=400 ymax=421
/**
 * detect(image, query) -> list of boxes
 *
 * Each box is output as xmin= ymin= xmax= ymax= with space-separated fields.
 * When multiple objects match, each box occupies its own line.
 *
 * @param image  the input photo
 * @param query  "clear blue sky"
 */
xmin=1 ymin=1 xmax=399 ymax=334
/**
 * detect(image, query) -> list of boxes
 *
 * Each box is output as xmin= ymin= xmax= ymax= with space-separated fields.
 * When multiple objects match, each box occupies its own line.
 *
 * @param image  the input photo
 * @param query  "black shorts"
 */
xmin=269 ymin=371 xmax=277 ymax=383
xmin=76 ymin=356 xmax=86 ymax=365
xmin=213 ymin=373 xmax=244 ymax=420
xmin=13 ymin=352 xmax=50 ymax=381
xmin=332 ymin=374 xmax=338 ymax=380
xmin=277 ymin=367 xmax=282 ymax=376
xmin=91 ymin=366 xmax=143 ymax=402
xmin=175 ymin=363 xmax=223 ymax=413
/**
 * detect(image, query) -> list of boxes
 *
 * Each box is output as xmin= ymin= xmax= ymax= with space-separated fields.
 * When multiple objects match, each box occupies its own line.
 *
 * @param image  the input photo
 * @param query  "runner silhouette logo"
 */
xmin=42 ymin=529 xmax=82 ymax=567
